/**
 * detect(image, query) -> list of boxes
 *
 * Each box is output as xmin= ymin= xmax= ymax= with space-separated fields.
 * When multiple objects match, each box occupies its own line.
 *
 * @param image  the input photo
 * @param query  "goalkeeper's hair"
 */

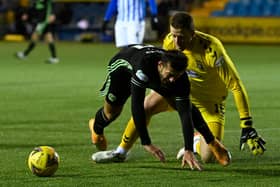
xmin=170 ymin=12 xmax=195 ymax=32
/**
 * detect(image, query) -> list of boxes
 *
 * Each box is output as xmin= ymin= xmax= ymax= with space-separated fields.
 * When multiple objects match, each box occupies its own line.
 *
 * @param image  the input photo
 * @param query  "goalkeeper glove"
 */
xmin=240 ymin=118 xmax=266 ymax=155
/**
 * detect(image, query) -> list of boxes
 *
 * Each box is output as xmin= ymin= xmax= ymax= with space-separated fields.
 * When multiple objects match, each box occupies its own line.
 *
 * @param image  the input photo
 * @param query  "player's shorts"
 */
xmin=100 ymin=60 xmax=132 ymax=106
xmin=114 ymin=20 xmax=145 ymax=47
xmin=192 ymin=99 xmax=225 ymax=140
xmin=33 ymin=22 xmax=55 ymax=35
xmin=192 ymin=99 xmax=225 ymax=125
xmin=147 ymin=89 xmax=226 ymax=140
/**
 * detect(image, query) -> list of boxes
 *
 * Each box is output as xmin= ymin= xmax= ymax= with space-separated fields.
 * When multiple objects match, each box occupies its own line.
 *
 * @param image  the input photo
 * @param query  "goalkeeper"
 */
xmin=91 ymin=12 xmax=265 ymax=164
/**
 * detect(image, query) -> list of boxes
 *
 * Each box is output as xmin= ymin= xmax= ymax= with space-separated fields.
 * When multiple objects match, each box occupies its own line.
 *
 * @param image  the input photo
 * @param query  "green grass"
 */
xmin=0 ymin=41 xmax=279 ymax=187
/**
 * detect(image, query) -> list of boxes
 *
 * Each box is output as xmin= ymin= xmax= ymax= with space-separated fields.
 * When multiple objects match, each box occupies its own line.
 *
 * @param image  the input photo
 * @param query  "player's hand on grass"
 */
xmin=181 ymin=150 xmax=203 ymax=171
xmin=240 ymin=118 xmax=266 ymax=155
xmin=143 ymin=144 xmax=166 ymax=162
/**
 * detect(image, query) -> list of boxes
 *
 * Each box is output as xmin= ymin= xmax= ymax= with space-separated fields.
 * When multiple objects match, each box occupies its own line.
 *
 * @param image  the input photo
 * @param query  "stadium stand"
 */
xmin=190 ymin=0 xmax=228 ymax=17
xmin=211 ymin=0 xmax=280 ymax=17
xmin=1 ymin=0 xmax=279 ymax=42
xmin=55 ymin=2 xmax=108 ymax=41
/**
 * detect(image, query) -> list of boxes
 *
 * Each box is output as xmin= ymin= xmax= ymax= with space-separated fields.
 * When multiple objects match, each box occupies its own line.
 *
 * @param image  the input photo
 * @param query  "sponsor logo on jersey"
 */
xmin=136 ymin=70 xmax=149 ymax=82
xmin=215 ymin=56 xmax=225 ymax=67
xmin=186 ymin=70 xmax=201 ymax=78
xmin=196 ymin=60 xmax=204 ymax=70
xmin=108 ymin=93 xmax=117 ymax=102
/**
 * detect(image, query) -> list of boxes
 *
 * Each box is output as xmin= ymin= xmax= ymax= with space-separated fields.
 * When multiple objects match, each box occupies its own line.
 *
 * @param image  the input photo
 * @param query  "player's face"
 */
xmin=158 ymin=61 xmax=184 ymax=85
xmin=170 ymin=26 xmax=194 ymax=50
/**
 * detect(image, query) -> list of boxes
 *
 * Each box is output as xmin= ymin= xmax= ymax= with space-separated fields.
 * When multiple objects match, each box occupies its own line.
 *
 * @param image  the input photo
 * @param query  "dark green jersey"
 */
xmin=30 ymin=0 xmax=53 ymax=23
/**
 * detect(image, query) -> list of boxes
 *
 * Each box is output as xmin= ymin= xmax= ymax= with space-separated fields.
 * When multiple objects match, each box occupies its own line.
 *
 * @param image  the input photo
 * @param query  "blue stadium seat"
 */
xmin=248 ymin=4 xmax=262 ymax=16
xmin=211 ymin=10 xmax=224 ymax=17
xmin=223 ymin=1 xmax=238 ymax=16
xmin=252 ymin=0 xmax=264 ymax=6
xmin=273 ymin=3 xmax=280 ymax=16
xmin=235 ymin=2 xmax=249 ymax=16
xmin=239 ymin=0 xmax=252 ymax=4
xmin=210 ymin=0 xmax=280 ymax=17
xmin=262 ymin=3 xmax=274 ymax=16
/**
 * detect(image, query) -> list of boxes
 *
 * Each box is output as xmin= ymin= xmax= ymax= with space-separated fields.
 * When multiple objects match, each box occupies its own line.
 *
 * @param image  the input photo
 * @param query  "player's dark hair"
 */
xmin=161 ymin=50 xmax=188 ymax=72
xmin=170 ymin=12 xmax=195 ymax=32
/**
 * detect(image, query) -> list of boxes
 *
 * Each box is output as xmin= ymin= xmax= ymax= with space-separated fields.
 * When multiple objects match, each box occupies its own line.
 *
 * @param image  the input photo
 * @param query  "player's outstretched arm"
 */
xmin=240 ymin=118 xmax=266 ymax=155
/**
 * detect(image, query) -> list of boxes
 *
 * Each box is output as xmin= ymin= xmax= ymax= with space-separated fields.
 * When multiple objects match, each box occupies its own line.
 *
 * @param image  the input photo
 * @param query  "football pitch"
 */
xmin=0 ymin=41 xmax=279 ymax=187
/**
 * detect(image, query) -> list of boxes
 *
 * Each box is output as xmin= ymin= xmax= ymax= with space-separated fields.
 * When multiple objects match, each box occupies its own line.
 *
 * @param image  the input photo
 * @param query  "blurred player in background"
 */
xmin=101 ymin=0 xmax=158 ymax=48
xmin=15 ymin=0 xmax=59 ymax=64
xmin=92 ymin=12 xmax=266 ymax=164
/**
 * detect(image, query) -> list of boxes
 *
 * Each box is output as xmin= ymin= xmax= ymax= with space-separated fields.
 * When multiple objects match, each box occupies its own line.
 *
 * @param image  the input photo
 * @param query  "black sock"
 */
xmin=48 ymin=43 xmax=57 ymax=58
xmin=192 ymin=105 xmax=215 ymax=144
xmin=94 ymin=107 xmax=111 ymax=134
xmin=24 ymin=41 xmax=35 ymax=56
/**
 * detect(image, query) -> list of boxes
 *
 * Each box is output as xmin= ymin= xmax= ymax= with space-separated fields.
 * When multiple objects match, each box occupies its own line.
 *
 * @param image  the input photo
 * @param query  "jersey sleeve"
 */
xmin=148 ymin=0 xmax=158 ymax=16
xmin=104 ymin=0 xmax=117 ymax=21
xmin=131 ymin=71 xmax=151 ymax=145
xmin=171 ymin=73 xmax=194 ymax=151
xmin=206 ymin=39 xmax=251 ymax=119
xmin=176 ymin=98 xmax=194 ymax=151
xmin=46 ymin=0 xmax=53 ymax=22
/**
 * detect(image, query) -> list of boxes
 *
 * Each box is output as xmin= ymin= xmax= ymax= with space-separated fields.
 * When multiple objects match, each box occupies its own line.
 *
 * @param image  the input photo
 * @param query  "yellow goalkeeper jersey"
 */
xmin=163 ymin=31 xmax=251 ymax=119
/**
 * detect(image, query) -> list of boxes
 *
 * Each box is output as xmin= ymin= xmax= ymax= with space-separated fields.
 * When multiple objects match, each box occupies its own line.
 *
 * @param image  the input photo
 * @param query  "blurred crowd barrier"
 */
xmin=194 ymin=16 xmax=280 ymax=44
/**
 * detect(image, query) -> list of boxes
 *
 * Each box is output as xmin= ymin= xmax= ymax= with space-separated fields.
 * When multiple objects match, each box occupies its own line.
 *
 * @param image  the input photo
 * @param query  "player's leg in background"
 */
xmin=126 ymin=21 xmax=143 ymax=46
xmin=138 ymin=20 xmax=145 ymax=44
xmin=16 ymin=30 xmax=39 ymax=59
xmin=24 ymin=32 xmax=38 ymax=56
xmin=45 ymin=24 xmax=59 ymax=63
xmin=198 ymin=122 xmax=224 ymax=163
xmin=114 ymin=21 xmax=128 ymax=48
xmin=118 ymin=90 xmax=170 ymax=154
xmin=194 ymin=101 xmax=225 ymax=163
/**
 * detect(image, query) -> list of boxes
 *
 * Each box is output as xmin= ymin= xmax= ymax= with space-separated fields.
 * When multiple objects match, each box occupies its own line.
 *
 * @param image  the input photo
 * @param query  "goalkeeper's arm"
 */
xmin=212 ymin=43 xmax=266 ymax=155
xmin=240 ymin=117 xmax=266 ymax=155
xmin=232 ymin=82 xmax=266 ymax=155
xmin=226 ymin=65 xmax=266 ymax=155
